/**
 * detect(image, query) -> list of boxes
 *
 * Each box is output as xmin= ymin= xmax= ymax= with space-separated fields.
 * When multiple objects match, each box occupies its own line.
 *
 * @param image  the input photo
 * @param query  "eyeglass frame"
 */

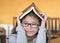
xmin=21 ymin=22 xmax=40 ymax=28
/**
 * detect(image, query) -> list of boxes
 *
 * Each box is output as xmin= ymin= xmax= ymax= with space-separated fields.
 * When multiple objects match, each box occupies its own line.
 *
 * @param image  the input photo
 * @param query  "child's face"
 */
xmin=21 ymin=16 xmax=40 ymax=37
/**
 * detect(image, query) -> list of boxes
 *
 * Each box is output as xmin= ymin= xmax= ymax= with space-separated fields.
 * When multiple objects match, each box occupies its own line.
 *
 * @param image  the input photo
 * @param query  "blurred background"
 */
xmin=0 ymin=0 xmax=60 ymax=43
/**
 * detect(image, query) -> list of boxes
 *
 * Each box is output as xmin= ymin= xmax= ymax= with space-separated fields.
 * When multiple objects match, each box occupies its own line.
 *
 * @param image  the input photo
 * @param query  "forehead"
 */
xmin=23 ymin=15 xmax=38 ymax=19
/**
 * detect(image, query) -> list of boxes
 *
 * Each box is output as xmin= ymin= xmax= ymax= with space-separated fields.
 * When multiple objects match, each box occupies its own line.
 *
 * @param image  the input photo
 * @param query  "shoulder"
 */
xmin=9 ymin=34 xmax=17 ymax=43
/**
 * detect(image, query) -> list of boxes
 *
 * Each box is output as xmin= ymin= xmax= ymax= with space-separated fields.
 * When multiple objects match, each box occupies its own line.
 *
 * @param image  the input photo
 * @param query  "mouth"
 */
xmin=26 ymin=30 xmax=33 ymax=32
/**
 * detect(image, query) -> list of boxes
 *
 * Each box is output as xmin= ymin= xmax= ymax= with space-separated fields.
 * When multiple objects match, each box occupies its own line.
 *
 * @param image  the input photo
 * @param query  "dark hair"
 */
xmin=12 ymin=10 xmax=42 ymax=34
xmin=20 ymin=10 xmax=42 ymax=26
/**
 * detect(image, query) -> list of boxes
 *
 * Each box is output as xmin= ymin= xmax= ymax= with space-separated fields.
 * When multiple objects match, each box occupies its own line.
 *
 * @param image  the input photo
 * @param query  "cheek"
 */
xmin=33 ymin=28 xmax=38 ymax=34
xmin=22 ymin=27 xmax=27 ymax=31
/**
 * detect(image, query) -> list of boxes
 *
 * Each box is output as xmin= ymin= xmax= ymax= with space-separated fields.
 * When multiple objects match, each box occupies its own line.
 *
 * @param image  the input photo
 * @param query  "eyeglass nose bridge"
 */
xmin=27 ymin=23 xmax=32 ymax=27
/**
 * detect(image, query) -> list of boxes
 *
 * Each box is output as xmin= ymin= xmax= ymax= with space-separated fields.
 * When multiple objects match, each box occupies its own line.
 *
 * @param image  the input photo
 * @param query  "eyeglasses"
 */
xmin=21 ymin=22 xmax=40 ymax=28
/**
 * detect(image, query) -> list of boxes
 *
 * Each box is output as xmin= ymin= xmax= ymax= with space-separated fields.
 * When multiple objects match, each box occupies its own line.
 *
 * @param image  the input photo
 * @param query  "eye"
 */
xmin=31 ymin=23 xmax=40 ymax=27
xmin=23 ymin=23 xmax=29 ymax=25
xmin=21 ymin=23 xmax=28 ymax=26
xmin=24 ymin=23 xmax=28 ymax=25
xmin=32 ymin=23 xmax=37 ymax=25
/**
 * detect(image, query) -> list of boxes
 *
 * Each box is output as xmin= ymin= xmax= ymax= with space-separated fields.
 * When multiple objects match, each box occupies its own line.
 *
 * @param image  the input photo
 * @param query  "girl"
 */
xmin=9 ymin=6 xmax=47 ymax=43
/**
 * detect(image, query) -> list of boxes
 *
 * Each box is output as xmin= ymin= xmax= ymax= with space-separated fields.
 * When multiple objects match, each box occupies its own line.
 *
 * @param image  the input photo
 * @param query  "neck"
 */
xmin=27 ymin=36 xmax=34 ymax=41
xmin=27 ymin=35 xmax=36 ymax=43
xmin=27 ymin=36 xmax=33 ymax=43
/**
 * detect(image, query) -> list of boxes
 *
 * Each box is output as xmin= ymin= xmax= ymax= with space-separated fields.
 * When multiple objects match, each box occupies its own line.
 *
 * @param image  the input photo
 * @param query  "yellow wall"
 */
xmin=0 ymin=0 xmax=60 ymax=24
